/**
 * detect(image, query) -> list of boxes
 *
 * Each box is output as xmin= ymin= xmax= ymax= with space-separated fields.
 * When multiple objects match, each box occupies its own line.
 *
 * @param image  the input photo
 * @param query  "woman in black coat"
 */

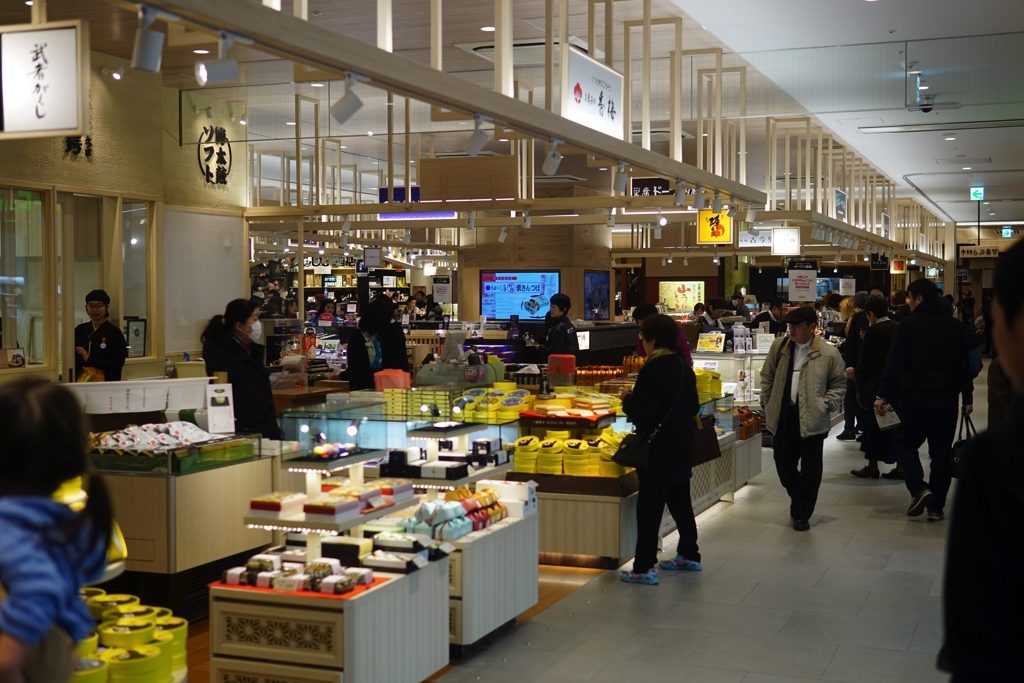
xmin=201 ymin=299 xmax=282 ymax=439
xmin=344 ymin=295 xmax=410 ymax=391
xmin=619 ymin=314 xmax=701 ymax=585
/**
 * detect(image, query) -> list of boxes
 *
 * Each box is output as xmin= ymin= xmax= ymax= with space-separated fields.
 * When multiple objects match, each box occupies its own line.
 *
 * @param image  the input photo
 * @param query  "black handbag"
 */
xmin=612 ymin=365 xmax=684 ymax=470
xmin=950 ymin=408 xmax=977 ymax=479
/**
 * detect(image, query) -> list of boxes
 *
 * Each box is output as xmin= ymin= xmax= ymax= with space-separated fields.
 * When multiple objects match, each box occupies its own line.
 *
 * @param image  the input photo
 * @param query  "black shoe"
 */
xmin=836 ymin=431 xmax=858 ymax=441
xmin=793 ymin=519 xmax=810 ymax=531
xmin=850 ymin=466 xmax=880 ymax=479
xmin=907 ymin=489 xmax=933 ymax=517
xmin=881 ymin=468 xmax=904 ymax=480
xmin=855 ymin=434 xmax=863 ymax=442
xmin=927 ymin=509 xmax=944 ymax=522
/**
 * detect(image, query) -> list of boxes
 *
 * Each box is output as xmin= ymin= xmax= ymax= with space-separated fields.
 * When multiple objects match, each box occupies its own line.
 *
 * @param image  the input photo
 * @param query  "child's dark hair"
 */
xmin=201 ymin=298 xmax=258 ymax=345
xmin=0 ymin=379 xmax=113 ymax=555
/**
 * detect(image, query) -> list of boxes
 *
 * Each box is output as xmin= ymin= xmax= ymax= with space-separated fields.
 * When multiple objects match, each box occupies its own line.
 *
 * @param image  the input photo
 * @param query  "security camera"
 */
xmin=920 ymin=106 xmax=933 ymax=114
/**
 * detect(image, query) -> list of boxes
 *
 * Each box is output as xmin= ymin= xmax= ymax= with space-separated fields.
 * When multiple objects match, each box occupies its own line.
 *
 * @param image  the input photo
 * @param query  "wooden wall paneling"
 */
xmin=103 ymin=474 xmax=171 ymax=573
xmin=536 ymin=492 xmax=635 ymax=559
xmin=418 ymin=157 xmax=518 ymax=202
xmin=173 ymin=458 xmax=274 ymax=571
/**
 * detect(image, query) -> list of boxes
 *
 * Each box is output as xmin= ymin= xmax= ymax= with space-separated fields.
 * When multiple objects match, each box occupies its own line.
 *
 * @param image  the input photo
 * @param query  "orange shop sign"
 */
xmin=890 ymin=258 xmax=907 ymax=274
xmin=697 ymin=209 xmax=733 ymax=245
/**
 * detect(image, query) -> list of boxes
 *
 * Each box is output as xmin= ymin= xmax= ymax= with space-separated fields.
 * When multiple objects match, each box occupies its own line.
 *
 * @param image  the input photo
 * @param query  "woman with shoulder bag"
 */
xmin=619 ymin=314 xmax=702 ymax=585
xmin=0 ymin=380 xmax=113 ymax=682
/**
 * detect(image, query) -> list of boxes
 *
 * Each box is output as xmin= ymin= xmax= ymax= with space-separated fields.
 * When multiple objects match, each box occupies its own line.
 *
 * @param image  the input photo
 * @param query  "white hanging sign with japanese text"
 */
xmin=0 ymin=21 xmax=89 ymax=139
xmin=561 ymin=47 xmax=623 ymax=140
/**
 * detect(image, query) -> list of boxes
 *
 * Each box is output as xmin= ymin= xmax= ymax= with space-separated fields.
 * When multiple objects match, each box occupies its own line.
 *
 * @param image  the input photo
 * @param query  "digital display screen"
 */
xmin=480 ymin=271 xmax=560 ymax=321
xmin=583 ymin=270 xmax=610 ymax=321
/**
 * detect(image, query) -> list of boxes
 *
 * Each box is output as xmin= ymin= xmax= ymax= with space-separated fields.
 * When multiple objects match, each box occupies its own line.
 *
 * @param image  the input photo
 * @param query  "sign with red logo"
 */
xmin=560 ymin=47 xmax=623 ymax=140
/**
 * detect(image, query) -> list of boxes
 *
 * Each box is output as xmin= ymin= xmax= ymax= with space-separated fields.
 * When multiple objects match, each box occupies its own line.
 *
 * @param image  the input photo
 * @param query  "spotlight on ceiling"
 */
xmin=666 ymin=255 xmax=673 ymax=264
xmin=693 ymin=185 xmax=705 ymax=210
xmin=330 ymin=73 xmax=364 ymax=126
xmin=683 ymin=256 xmax=689 ymax=266
xmin=466 ymin=212 xmax=476 ymax=230
xmin=465 ymin=114 xmax=491 ymax=156
xmin=614 ymin=161 xmax=628 ymax=194
xmin=131 ymin=6 xmax=167 ymax=73
xmin=746 ymin=206 xmax=757 ymax=223
xmin=607 ymin=210 xmax=616 ymax=228
xmin=658 ymin=212 xmax=668 ymax=227
xmin=522 ymin=211 xmax=531 ymax=230
xmin=673 ymin=180 xmax=686 ymax=207
xmin=541 ymin=139 xmax=563 ymax=176
xmin=195 ymin=31 xmax=250 ymax=86
xmin=711 ymin=193 xmax=724 ymax=214
xmin=727 ymin=204 xmax=737 ymax=218
xmin=497 ymin=226 xmax=509 ymax=244
xmin=712 ymin=253 xmax=720 ymax=265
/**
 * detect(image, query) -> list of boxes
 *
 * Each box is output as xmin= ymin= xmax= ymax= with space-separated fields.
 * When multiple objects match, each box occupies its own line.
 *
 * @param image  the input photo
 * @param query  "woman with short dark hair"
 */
xmin=344 ymin=295 xmax=410 ymax=390
xmin=619 ymin=314 xmax=702 ymax=585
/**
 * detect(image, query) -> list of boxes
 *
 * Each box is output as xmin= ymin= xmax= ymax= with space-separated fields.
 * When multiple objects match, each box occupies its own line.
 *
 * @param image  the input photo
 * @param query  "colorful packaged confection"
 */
xmin=303 ymin=496 xmax=361 ymax=522
xmin=249 ymin=492 xmax=307 ymax=518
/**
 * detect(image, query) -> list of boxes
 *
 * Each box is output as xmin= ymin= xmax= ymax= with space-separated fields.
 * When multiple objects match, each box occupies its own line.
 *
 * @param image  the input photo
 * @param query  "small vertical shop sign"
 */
xmin=197 ymin=125 xmax=232 ymax=185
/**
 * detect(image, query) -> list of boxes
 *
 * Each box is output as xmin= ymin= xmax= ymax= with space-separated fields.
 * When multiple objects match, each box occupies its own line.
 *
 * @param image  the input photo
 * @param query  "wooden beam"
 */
xmin=119 ymin=0 xmax=764 ymax=204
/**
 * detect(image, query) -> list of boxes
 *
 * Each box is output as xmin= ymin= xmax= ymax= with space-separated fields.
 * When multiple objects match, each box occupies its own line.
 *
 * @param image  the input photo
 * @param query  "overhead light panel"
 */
xmin=541 ymin=139 xmax=563 ymax=176
xmin=195 ymin=31 xmax=250 ymax=86
xmin=131 ymin=6 xmax=167 ymax=73
xmin=465 ymin=114 xmax=491 ymax=156
xmin=614 ymin=161 xmax=628 ymax=194
xmin=330 ymin=73 xmax=364 ymax=126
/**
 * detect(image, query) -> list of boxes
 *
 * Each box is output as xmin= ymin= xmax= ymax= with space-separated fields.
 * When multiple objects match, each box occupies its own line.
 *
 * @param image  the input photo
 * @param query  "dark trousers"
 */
xmin=843 ymin=378 xmax=859 ymax=432
xmin=894 ymin=403 xmax=959 ymax=512
xmin=773 ymin=401 xmax=826 ymax=521
xmin=633 ymin=469 xmax=700 ymax=573
xmin=860 ymin=405 xmax=895 ymax=464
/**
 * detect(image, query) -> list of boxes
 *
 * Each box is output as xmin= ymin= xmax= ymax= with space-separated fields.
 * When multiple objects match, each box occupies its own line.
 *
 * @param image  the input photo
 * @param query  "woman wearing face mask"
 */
xmin=201 ymin=298 xmax=282 ymax=438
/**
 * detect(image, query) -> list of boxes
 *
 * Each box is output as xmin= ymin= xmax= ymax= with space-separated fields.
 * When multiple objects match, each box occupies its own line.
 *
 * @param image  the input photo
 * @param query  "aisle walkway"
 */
xmin=439 ymin=368 xmax=993 ymax=683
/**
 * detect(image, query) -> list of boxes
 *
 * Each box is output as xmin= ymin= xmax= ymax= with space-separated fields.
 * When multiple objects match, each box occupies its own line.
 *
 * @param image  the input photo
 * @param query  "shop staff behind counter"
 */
xmin=74 ymin=289 xmax=127 ymax=382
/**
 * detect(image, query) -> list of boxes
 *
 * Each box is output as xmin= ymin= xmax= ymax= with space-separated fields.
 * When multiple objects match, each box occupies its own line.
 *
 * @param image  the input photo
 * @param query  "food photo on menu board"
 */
xmin=480 ymin=271 xmax=560 ymax=320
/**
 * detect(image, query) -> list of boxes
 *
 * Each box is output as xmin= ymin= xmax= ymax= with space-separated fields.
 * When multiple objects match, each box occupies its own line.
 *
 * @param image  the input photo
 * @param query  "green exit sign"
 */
xmin=970 ymin=186 xmax=985 ymax=201
xmin=1003 ymin=227 xmax=1015 ymax=238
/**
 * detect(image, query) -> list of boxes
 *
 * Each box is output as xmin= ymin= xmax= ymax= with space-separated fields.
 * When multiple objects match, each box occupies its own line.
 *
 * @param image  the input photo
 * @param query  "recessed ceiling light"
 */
xmin=984 ymin=201 xmax=990 ymax=205
xmin=285 ymin=121 xmax=296 ymax=126
xmin=702 ymin=133 xmax=709 ymax=137
xmin=480 ymin=25 xmax=495 ymax=32
xmin=367 ymin=131 xmax=374 ymax=136
xmin=962 ymin=166 xmax=971 ymax=170
xmin=193 ymin=49 xmax=210 ymax=55
xmin=340 ymin=145 xmax=347 ymax=149
xmin=944 ymin=135 xmax=956 ymax=141
xmin=918 ymin=83 xmax=930 ymax=91
xmin=239 ymin=119 xmax=247 ymax=126
xmin=498 ymin=138 xmax=509 ymax=142
xmin=598 ymin=167 xmax=608 ymax=171
xmin=310 ymin=82 xmax=325 ymax=88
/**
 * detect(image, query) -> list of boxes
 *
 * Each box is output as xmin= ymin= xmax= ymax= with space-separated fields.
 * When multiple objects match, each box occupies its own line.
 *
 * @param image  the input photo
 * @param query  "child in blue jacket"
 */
xmin=0 ymin=379 xmax=112 ymax=681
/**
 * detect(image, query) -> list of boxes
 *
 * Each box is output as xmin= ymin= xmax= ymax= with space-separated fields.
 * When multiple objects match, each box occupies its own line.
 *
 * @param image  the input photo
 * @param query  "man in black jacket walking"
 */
xmin=875 ymin=279 xmax=973 ymax=520
xmin=851 ymin=297 xmax=900 ymax=479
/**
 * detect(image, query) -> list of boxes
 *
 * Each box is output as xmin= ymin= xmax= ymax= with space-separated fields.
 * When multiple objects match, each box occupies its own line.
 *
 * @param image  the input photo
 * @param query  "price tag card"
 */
xmin=694 ymin=360 xmax=719 ymax=372
xmin=206 ymin=384 xmax=235 ymax=433
xmin=756 ymin=333 xmax=776 ymax=352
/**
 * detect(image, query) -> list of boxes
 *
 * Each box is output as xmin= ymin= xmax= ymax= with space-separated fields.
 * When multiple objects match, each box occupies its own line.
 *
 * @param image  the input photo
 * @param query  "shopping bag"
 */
xmin=950 ymin=408 xmax=977 ymax=479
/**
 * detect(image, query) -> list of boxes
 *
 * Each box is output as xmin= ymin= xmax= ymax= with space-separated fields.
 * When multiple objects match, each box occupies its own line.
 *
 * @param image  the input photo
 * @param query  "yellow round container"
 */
xmin=563 ymin=439 xmax=589 ymax=454
xmin=98 ymin=618 xmax=156 ymax=649
xmin=87 ymin=594 xmax=139 ymax=620
xmin=539 ymin=439 xmax=564 ymax=455
xmin=497 ymin=410 xmax=521 ymax=422
xmin=78 ymin=631 xmax=99 ymax=658
xmin=147 ymin=631 xmax=174 ymax=683
xmin=514 ymin=435 xmax=541 ymax=452
xmin=492 ymin=381 xmax=517 ymax=392
xmin=100 ymin=645 xmax=163 ymax=682
xmin=102 ymin=605 xmax=159 ymax=623
xmin=79 ymin=587 xmax=105 ymax=602
xmin=71 ymin=658 xmax=108 ymax=683
xmin=151 ymin=607 xmax=173 ymax=619
xmin=153 ymin=616 xmax=188 ymax=653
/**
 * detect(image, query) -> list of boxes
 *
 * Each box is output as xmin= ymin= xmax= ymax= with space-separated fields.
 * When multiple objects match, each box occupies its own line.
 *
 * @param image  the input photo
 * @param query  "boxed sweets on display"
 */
xmin=222 ymin=550 xmax=377 ymax=595
xmin=248 ymin=492 xmax=307 ymax=519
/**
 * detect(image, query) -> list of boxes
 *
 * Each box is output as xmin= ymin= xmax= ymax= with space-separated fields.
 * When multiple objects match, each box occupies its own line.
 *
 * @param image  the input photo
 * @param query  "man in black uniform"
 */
xmin=74 ymin=289 xmax=128 ymax=381
xmin=545 ymin=293 xmax=579 ymax=356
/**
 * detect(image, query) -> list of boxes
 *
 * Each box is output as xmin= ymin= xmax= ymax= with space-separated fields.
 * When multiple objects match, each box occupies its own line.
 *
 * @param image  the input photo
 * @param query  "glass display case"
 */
xmin=89 ymin=434 xmax=263 ymax=475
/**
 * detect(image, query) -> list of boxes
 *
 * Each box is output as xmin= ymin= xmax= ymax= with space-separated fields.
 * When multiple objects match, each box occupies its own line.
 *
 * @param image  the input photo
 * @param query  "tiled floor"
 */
xmin=436 ymin=367 xmax=992 ymax=683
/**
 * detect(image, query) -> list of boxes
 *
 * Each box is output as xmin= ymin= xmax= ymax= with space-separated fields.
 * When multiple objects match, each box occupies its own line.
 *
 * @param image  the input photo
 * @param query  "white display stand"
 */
xmin=449 ymin=514 xmax=539 ymax=646
xmin=209 ymin=559 xmax=449 ymax=683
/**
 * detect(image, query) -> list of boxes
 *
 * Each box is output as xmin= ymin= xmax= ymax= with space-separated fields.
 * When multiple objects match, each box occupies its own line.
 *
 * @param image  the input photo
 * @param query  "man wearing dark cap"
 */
xmin=760 ymin=306 xmax=846 ymax=531
xmin=74 ymin=289 xmax=128 ymax=381
xmin=545 ymin=292 xmax=579 ymax=356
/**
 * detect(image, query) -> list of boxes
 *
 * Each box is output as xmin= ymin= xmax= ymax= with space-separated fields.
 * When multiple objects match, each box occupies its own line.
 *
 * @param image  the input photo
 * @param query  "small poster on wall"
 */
xmin=658 ymin=280 xmax=706 ymax=314
xmin=839 ymin=279 xmax=856 ymax=296
xmin=432 ymin=276 xmax=452 ymax=304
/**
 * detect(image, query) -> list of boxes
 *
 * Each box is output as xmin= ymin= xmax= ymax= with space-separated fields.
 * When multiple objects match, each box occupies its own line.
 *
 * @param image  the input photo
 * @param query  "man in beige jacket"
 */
xmin=760 ymin=307 xmax=847 ymax=531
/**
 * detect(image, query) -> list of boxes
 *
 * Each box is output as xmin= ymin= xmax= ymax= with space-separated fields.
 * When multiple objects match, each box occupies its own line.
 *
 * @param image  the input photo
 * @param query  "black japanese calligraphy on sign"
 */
xmin=30 ymin=42 xmax=49 ymax=119
xmin=196 ymin=125 xmax=232 ymax=186
xmin=63 ymin=135 xmax=92 ymax=158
